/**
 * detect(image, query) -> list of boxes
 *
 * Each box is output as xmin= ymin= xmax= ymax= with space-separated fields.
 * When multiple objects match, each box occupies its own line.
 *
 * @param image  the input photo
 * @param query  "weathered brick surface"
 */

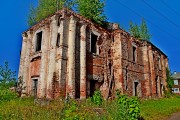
xmin=19 ymin=8 xmax=168 ymax=99
xmin=111 ymin=30 xmax=168 ymax=98
xmin=30 ymin=58 xmax=41 ymax=77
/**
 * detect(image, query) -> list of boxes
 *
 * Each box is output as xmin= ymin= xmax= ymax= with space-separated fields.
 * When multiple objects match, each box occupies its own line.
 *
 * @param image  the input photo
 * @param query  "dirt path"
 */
xmin=168 ymin=112 xmax=180 ymax=120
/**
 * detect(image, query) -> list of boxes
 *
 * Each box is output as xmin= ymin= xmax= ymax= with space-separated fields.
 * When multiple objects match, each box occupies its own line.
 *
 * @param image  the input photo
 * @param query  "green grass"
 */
xmin=0 ymin=98 xmax=107 ymax=120
xmin=0 ymin=98 xmax=65 ymax=120
xmin=140 ymin=96 xmax=180 ymax=120
xmin=1 ymin=96 xmax=180 ymax=120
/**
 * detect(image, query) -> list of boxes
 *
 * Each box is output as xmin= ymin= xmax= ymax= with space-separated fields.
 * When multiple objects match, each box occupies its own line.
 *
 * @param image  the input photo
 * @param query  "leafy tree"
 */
xmin=129 ymin=19 xmax=151 ymax=41
xmin=129 ymin=21 xmax=140 ymax=39
xmin=0 ymin=62 xmax=16 ymax=89
xmin=140 ymin=19 xmax=151 ymax=41
xmin=166 ymin=68 xmax=174 ymax=92
xmin=28 ymin=0 xmax=107 ymax=26
xmin=28 ymin=0 xmax=75 ymax=26
xmin=27 ymin=4 xmax=37 ymax=26
xmin=77 ymin=0 xmax=106 ymax=25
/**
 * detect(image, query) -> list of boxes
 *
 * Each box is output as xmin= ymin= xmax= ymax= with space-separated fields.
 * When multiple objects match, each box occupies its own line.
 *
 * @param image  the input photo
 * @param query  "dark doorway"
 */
xmin=75 ymin=26 xmax=80 ymax=99
xmin=90 ymin=80 xmax=96 ymax=97
xmin=32 ymin=79 xmax=38 ymax=98
xmin=90 ymin=80 xmax=102 ymax=97
xmin=75 ymin=80 xmax=80 ymax=99
xmin=134 ymin=82 xmax=138 ymax=96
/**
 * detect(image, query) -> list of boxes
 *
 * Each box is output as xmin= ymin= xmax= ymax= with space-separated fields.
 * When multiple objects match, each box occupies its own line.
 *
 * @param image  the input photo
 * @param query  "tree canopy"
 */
xmin=129 ymin=19 xmax=151 ymax=42
xmin=0 ymin=62 xmax=16 ymax=89
xmin=28 ymin=0 xmax=107 ymax=26
xmin=166 ymin=68 xmax=174 ymax=92
xmin=77 ymin=0 xmax=106 ymax=25
xmin=28 ymin=0 xmax=75 ymax=26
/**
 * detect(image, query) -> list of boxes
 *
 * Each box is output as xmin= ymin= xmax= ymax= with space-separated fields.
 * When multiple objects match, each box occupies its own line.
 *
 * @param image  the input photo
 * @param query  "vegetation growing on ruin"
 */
xmin=0 ymin=90 xmax=141 ymax=120
xmin=28 ymin=0 xmax=107 ymax=26
xmin=129 ymin=19 xmax=151 ymax=41
xmin=1 ymin=94 xmax=180 ymax=120
xmin=77 ymin=0 xmax=106 ymax=25
xmin=0 ymin=62 xmax=178 ymax=120
xmin=28 ymin=0 xmax=75 ymax=26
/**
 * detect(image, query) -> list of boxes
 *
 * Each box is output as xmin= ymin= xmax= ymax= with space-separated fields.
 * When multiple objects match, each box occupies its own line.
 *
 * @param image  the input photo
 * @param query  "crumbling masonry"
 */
xmin=19 ymin=8 xmax=169 ymax=99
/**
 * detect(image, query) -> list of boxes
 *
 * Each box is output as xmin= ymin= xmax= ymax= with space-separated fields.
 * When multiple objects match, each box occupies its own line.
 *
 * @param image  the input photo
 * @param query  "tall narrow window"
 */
xmin=36 ymin=31 xmax=42 ymax=52
xmin=158 ymin=57 xmax=161 ymax=70
xmin=91 ymin=33 xmax=98 ymax=53
xmin=125 ymin=66 xmax=128 ymax=90
xmin=56 ymin=33 xmax=60 ymax=47
xmin=57 ymin=15 xmax=62 ymax=26
xmin=132 ymin=46 xmax=137 ymax=62
xmin=156 ymin=76 xmax=158 ymax=95
xmin=57 ymin=18 xmax=60 ymax=26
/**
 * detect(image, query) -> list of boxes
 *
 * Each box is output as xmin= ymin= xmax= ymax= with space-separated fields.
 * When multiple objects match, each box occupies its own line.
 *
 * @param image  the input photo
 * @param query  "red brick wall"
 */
xmin=120 ymin=35 xmax=144 ymax=97
xmin=30 ymin=58 xmax=41 ymax=77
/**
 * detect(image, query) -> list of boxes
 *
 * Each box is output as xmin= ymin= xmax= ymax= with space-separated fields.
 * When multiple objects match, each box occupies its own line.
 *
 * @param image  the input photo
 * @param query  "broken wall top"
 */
xmin=22 ymin=8 xmax=168 ymax=59
xmin=111 ymin=29 xmax=168 ymax=59
xmin=23 ymin=8 xmax=110 ymax=35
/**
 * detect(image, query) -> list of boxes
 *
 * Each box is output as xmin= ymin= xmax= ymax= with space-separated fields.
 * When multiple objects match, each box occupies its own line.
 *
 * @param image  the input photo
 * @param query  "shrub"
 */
xmin=91 ymin=90 xmax=103 ymax=106
xmin=0 ymin=88 xmax=17 ymax=102
xmin=164 ymin=90 xmax=172 ymax=98
xmin=62 ymin=100 xmax=80 ymax=120
xmin=0 ymin=62 xmax=17 ymax=103
xmin=128 ymin=97 xmax=140 ymax=120
xmin=117 ymin=94 xmax=140 ymax=120
xmin=107 ymin=99 xmax=127 ymax=120
xmin=0 ymin=113 xmax=2 ymax=119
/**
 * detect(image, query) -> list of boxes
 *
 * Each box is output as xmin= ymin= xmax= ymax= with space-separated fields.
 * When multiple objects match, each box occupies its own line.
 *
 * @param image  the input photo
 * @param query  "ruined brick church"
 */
xmin=19 ymin=8 xmax=169 ymax=99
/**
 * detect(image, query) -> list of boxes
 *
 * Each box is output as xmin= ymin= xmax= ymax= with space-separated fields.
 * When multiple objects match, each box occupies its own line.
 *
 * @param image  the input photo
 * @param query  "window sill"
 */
xmin=91 ymin=53 xmax=101 ymax=58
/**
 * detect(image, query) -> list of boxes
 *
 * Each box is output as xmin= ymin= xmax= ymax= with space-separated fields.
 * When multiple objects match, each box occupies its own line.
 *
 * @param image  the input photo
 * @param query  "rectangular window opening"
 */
xmin=56 ymin=33 xmax=60 ymax=47
xmin=174 ymin=80 xmax=178 ymax=85
xmin=133 ymin=46 xmax=137 ymax=62
xmin=36 ymin=32 xmax=42 ymax=52
xmin=91 ymin=33 xmax=98 ymax=54
xmin=158 ymin=57 xmax=162 ymax=70
xmin=174 ymin=88 xmax=179 ymax=93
